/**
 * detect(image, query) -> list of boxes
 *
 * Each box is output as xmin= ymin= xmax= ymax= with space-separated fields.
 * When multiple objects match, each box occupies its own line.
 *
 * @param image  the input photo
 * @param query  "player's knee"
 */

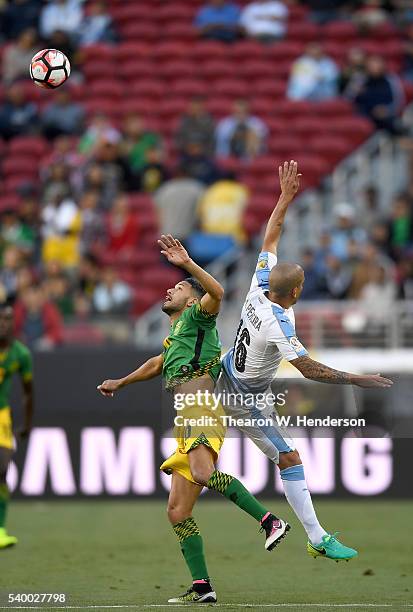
xmin=167 ymin=501 xmax=190 ymax=525
xmin=190 ymin=465 xmax=213 ymax=487
xmin=278 ymin=449 xmax=301 ymax=470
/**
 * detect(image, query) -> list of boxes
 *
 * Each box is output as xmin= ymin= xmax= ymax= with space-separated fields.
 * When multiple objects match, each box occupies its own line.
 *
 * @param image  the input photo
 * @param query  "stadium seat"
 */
xmin=212 ymin=79 xmax=248 ymax=98
xmin=152 ymin=41 xmax=191 ymax=61
xmin=328 ymin=116 xmax=374 ymax=144
xmin=288 ymin=22 xmax=321 ymax=42
xmin=323 ymin=21 xmax=358 ymax=42
xmin=2 ymin=157 xmax=39 ymax=177
xmin=201 ymin=60 xmax=236 ymax=79
xmin=8 ymin=136 xmax=49 ymax=158
xmin=121 ymin=22 xmax=160 ymax=41
xmin=306 ymin=137 xmax=353 ymax=167
xmin=163 ymin=23 xmax=197 ymax=42
xmin=230 ymin=41 xmax=265 ymax=61
xmin=82 ymin=60 xmax=117 ymax=81
xmin=171 ymin=79 xmax=207 ymax=97
xmin=82 ymin=44 xmax=114 ymax=62
xmin=160 ymin=60 xmax=197 ymax=79
xmin=118 ymin=60 xmax=157 ymax=79
xmin=312 ymin=98 xmax=353 ymax=117
xmin=88 ymin=80 xmax=124 ymax=99
xmin=292 ymin=117 xmax=330 ymax=138
xmin=114 ymin=42 xmax=152 ymax=63
xmin=191 ymin=41 xmax=229 ymax=61
xmin=129 ymin=80 xmax=166 ymax=99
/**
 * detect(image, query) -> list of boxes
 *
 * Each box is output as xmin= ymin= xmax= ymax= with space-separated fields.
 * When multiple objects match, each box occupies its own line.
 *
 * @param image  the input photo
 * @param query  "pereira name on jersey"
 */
xmin=222 ymin=251 xmax=308 ymax=393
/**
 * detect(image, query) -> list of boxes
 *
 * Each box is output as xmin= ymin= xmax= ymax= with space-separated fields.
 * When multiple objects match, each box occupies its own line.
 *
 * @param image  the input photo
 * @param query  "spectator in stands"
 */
xmin=175 ymin=97 xmax=216 ymax=157
xmin=300 ymin=248 xmax=327 ymax=299
xmin=41 ymin=89 xmax=85 ymax=139
xmin=180 ymin=141 xmax=221 ymax=185
xmin=40 ymin=0 xmax=83 ymax=40
xmin=2 ymin=28 xmax=38 ymax=84
xmin=349 ymin=242 xmax=394 ymax=298
xmin=0 ymin=208 xmax=35 ymax=259
xmin=324 ymin=255 xmax=353 ymax=299
xmin=77 ymin=254 xmax=99 ymax=299
xmin=194 ymin=0 xmax=242 ymax=43
xmin=139 ymin=147 xmax=169 ymax=193
xmin=14 ymin=285 xmax=63 ymax=348
xmin=304 ymin=0 xmax=354 ymax=25
xmin=0 ymin=83 xmax=38 ymax=140
xmin=120 ymin=114 xmax=162 ymax=176
xmin=41 ymin=186 xmax=81 ymax=269
xmin=41 ymin=162 xmax=72 ymax=205
xmin=186 ymin=172 xmax=248 ymax=263
xmin=78 ymin=1 xmax=116 ymax=46
xmin=216 ymin=99 xmax=267 ymax=158
xmin=106 ymin=194 xmax=139 ymax=255
xmin=350 ymin=55 xmax=405 ymax=134
xmin=240 ymin=0 xmax=288 ymax=42
xmin=0 ymin=246 xmax=23 ymax=303
xmin=79 ymin=190 xmax=105 ymax=255
xmin=154 ymin=166 xmax=205 ymax=243
xmin=79 ymin=114 xmax=121 ymax=157
xmin=329 ymin=203 xmax=367 ymax=261
xmin=81 ymin=162 xmax=119 ymax=211
xmin=0 ymin=0 xmax=40 ymax=39
xmin=339 ymin=47 xmax=366 ymax=96
xmin=402 ymin=23 xmax=413 ymax=81
xmin=43 ymin=273 xmax=74 ymax=317
xmin=353 ymin=0 xmax=390 ymax=34
xmin=93 ymin=267 xmax=132 ymax=315
xmin=384 ymin=192 xmax=413 ymax=261
xmin=287 ymin=43 xmax=339 ymax=101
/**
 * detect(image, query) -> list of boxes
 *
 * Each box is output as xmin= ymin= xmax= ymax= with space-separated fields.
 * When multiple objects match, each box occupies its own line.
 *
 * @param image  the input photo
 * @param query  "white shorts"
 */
xmin=215 ymin=367 xmax=295 ymax=464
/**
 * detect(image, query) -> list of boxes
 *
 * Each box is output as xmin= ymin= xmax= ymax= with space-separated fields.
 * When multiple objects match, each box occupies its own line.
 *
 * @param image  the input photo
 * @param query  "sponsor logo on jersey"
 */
xmin=289 ymin=336 xmax=304 ymax=352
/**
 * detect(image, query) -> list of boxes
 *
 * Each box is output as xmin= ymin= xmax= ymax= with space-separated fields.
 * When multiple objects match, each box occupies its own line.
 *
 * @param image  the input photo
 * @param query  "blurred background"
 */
xmin=0 ymin=0 xmax=412 ymax=500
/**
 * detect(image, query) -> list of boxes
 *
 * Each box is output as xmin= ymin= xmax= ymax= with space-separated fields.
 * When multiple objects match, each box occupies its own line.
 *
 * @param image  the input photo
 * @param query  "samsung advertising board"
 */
xmin=7 ymin=350 xmax=412 ymax=499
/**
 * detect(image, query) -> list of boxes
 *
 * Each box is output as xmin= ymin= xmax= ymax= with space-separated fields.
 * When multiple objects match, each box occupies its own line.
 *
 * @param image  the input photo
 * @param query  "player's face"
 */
xmin=0 ymin=308 xmax=14 ymax=340
xmin=161 ymin=282 xmax=194 ymax=315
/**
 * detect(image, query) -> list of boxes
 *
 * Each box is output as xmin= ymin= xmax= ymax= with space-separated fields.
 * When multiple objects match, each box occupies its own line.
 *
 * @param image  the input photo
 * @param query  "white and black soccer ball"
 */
xmin=29 ymin=49 xmax=71 ymax=89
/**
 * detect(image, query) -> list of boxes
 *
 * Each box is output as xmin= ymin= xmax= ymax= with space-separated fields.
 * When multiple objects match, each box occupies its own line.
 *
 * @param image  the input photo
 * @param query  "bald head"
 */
xmin=268 ymin=263 xmax=304 ymax=305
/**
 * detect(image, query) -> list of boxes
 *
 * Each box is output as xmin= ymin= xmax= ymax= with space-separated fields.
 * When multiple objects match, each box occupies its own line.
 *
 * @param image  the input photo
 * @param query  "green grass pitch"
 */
xmin=3 ymin=500 xmax=413 ymax=611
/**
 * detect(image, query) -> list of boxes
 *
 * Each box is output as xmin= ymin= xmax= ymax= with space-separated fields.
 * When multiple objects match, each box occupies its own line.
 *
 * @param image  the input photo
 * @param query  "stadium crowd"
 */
xmin=0 ymin=0 xmax=413 ymax=347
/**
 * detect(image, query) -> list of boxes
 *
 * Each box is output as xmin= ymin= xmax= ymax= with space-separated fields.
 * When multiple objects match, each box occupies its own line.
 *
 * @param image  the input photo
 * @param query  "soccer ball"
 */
xmin=29 ymin=49 xmax=71 ymax=89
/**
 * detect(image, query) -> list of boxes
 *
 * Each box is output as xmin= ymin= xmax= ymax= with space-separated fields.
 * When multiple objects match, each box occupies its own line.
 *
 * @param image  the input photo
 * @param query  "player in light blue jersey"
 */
xmin=217 ymin=161 xmax=393 ymax=561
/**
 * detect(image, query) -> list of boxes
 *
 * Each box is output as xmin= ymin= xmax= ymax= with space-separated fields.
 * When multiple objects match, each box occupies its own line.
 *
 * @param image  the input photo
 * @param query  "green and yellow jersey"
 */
xmin=162 ymin=303 xmax=221 ymax=390
xmin=0 ymin=340 xmax=33 ymax=410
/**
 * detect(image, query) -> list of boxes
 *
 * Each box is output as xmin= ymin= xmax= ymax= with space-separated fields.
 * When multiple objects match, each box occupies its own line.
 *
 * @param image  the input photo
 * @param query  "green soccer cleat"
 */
xmin=307 ymin=532 xmax=358 ymax=562
xmin=168 ymin=583 xmax=217 ymax=604
xmin=0 ymin=527 xmax=17 ymax=549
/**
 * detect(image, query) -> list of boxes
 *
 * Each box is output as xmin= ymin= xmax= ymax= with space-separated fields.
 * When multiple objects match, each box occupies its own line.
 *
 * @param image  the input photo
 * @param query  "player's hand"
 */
xmin=353 ymin=374 xmax=393 ymax=388
xmin=97 ymin=379 xmax=122 ymax=397
xmin=158 ymin=234 xmax=191 ymax=267
xmin=279 ymin=160 xmax=301 ymax=202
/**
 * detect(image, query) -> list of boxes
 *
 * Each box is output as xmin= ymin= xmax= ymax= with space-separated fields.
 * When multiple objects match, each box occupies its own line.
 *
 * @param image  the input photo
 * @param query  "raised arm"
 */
xmin=262 ymin=160 xmax=301 ymax=255
xmin=290 ymin=355 xmax=393 ymax=388
xmin=98 ymin=353 xmax=163 ymax=397
xmin=158 ymin=234 xmax=224 ymax=315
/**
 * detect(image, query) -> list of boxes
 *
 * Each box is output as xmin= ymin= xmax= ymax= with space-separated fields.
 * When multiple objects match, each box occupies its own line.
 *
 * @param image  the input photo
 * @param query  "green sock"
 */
xmin=207 ymin=470 xmax=268 ymax=522
xmin=172 ymin=517 xmax=209 ymax=582
xmin=0 ymin=483 xmax=9 ymax=528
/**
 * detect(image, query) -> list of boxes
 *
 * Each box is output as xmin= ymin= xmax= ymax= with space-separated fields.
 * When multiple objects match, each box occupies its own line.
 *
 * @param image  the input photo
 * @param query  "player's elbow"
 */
xmin=214 ymin=284 xmax=224 ymax=302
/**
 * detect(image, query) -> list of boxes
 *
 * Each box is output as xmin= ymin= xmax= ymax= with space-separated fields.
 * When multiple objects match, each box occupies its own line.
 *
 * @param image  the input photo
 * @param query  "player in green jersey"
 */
xmin=98 ymin=235 xmax=289 ymax=604
xmin=0 ymin=304 xmax=33 ymax=549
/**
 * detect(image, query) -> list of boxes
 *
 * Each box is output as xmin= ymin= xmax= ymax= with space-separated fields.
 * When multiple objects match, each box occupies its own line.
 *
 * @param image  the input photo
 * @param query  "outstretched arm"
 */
xmin=290 ymin=355 xmax=393 ymax=388
xmin=262 ymin=160 xmax=301 ymax=255
xmin=158 ymin=234 xmax=224 ymax=315
xmin=98 ymin=354 xmax=163 ymax=397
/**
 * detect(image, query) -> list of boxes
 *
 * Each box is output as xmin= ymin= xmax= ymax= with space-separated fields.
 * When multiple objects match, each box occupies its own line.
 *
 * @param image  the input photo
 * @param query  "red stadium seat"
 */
xmin=0 ymin=195 xmax=21 ymax=213
xmin=121 ymin=22 xmax=160 ymax=41
xmin=82 ymin=44 xmax=114 ymax=62
xmin=2 ymin=157 xmax=39 ymax=177
xmin=160 ymin=60 xmax=197 ymax=79
xmin=249 ymin=98 xmax=276 ymax=116
xmin=312 ymin=98 xmax=354 ymax=117
xmin=118 ymin=60 xmax=157 ymax=79
xmin=163 ymin=23 xmax=197 ymax=41
xmin=328 ymin=116 xmax=374 ymax=144
xmin=191 ymin=41 xmax=229 ymax=61
xmin=292 ymin=117 xmax=330 ymax=138
xmin=265 ymin=41 xmax=304 ymax=62
xmin=201 ymin=60 xmax=236 ymax=79
xmin=8 ymin=136 xmax=49 ymax=158
xmin=82 ymin=60 xmax=117 ymax=81
xmin=268 ymin=136 xmax=304 ymax=158
xmin=241 ymin=60 xmax=280 ymax=79
xmin=288 ymin=22 xmax=321 ymax=42
xmin=152 ymin=41 xmax=191 ymax=61
xmin=323 ymin=21 xmax=358 ymax=42
xmin=274 ymin=100 xmax=316 ymax=118
xmin=306 ymin=137 xmax=353 ymax=167
xmin=110 ymin=3 xmax=154 ymax=23
xmin=251 ymin=79 xmax=286 ymax=99
xmin=206 ymin=98 xmax=233 ymax=117
xmin=230 ymin=41 xmax=265 ymax=60
xmin=88 ymin=80 xmax=123 ymax=99
xmin=129 ymin=80 xmax=166 ymax=99
xmin=114 ymin=41 xmax=152 ymax=63
xmin=156 ymin=3 xmax=195 ymax=22
xmin=171 ymin=79 xmax=207 ymax=97
xmin=119 ymin=98 xmax=156 ymax=117
xmin=212 ymin=79 xmax=248 ymax=98
xmin=85 ymin=98 xmax=121 ymax=119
